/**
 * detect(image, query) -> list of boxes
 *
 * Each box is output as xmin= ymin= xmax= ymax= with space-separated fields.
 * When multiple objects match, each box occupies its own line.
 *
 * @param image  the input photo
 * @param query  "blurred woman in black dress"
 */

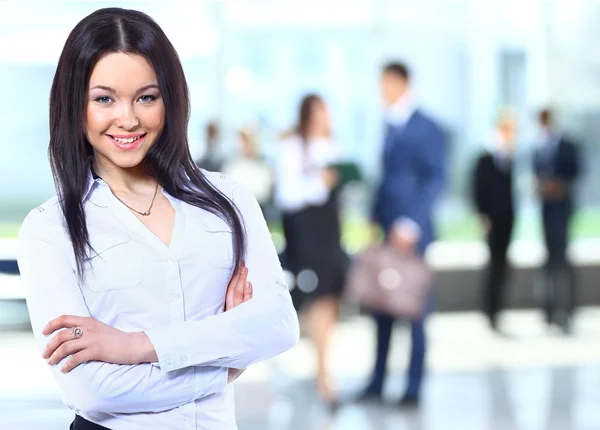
xmin=275 ymin=94 xmax=345 ymax=407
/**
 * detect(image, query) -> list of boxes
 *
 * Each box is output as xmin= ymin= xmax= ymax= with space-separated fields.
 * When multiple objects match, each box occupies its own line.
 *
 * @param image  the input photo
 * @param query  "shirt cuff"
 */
xmin=392 ymin=217 xmax=421 ymax=242
xmin=143 ymin=325 xmax=189 ymax=373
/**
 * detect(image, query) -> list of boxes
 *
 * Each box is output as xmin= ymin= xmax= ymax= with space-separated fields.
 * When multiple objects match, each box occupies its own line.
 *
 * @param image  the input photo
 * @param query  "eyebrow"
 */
xmin=89 ymin=84 xmax=160 ymax=93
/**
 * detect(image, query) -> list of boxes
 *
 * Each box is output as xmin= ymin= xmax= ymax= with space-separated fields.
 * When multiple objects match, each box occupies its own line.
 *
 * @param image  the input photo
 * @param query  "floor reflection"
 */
xmin=1 ymin=308 xmax=600 ymax=430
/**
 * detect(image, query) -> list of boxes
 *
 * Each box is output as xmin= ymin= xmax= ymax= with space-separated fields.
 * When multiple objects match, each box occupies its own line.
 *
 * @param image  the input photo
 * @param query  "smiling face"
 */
xmin=85 ymin=52 xmax=165 ymax=175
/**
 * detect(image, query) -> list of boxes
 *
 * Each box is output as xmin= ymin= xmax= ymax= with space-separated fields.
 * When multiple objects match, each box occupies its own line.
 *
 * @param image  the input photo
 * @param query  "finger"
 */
xmin=61 ymin=349 xmax=94 ymax=373
xmin=226 ymin=264 xmax=245 ymax=309
xmin=232 ymin=262 xmax=244 ymax=281
xmin=43 ymin=315 xmax=86 ymax=336
xmin=48 ymin=339 xmax=85 ymax=366
xmin=231 ymin=260 xmax=244 ymax=280
xmin=227 ymin=265 xmax=247 ymax=310
xmin=225 ymin=287 xmax=234 ymax=311
xmin=226 ymin=276 xmax=237 ymax=310
xmin=243 ymin=281 xmax=253 ymax=303
xmin=234 ymin=267 xmax=248 ymax=307
xmin=42 ymin=328 xmax=75 ymax=359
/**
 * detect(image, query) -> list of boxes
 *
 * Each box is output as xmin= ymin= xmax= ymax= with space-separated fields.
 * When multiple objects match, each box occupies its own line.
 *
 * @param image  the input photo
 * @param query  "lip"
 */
xmin=106 ymin=133 xmax=147 ymax=151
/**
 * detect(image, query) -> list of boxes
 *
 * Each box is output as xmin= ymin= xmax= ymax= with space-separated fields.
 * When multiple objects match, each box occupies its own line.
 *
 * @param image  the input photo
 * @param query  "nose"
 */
xmin=115 ymin=103 xmax=139 ymax=130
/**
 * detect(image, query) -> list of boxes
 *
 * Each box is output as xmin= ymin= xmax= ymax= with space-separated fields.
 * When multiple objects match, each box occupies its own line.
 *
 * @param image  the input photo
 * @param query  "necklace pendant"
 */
xmin=141 ymin=210 xmax=150 ymax=216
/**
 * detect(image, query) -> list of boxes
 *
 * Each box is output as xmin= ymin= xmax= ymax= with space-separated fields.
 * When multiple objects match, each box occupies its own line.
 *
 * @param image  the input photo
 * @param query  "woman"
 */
xmin=276 ymin=94 xmax=345 ymax=408
xmin=17 ymin=8 xmax=298 ymax=430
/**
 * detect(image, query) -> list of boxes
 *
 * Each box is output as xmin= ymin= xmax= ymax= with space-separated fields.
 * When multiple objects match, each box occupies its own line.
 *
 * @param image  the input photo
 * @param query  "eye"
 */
xmin=139 ymin=95 xmax=157 ymax=103
xmin=95 ymin=96 xmax=112 ymax=104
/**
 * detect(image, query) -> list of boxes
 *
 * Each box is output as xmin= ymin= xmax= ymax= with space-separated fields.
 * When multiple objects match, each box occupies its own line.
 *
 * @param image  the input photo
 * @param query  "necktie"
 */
xmin=383 ymin=123 xmax=398 ymax=155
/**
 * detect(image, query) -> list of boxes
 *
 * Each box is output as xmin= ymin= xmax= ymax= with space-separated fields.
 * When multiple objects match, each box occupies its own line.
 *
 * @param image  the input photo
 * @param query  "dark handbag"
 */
xmin=344 ymin=245 xmax=433 ymax=320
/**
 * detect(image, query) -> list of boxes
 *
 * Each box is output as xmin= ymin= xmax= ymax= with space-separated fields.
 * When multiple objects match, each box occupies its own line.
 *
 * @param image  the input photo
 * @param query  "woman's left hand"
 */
xmin=41 ymin=315 xmax=145 ymax=373
xmin=225 ymin=262 xmax=253 ymax=383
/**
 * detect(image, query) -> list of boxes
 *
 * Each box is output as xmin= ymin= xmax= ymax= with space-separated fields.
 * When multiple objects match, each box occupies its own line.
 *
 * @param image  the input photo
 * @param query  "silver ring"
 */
xmin=72 ymin=327 xmax=83 ymax=339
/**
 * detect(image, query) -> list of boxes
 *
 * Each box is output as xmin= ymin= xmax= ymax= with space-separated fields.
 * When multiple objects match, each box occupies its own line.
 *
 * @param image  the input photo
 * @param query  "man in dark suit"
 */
xmin=533 ymin=108 xmax=580 ymax=333
xmin=361 ymin=62 xmax=446 ymax=407
xmin=472 ymin=110 xmax=517 ymax=331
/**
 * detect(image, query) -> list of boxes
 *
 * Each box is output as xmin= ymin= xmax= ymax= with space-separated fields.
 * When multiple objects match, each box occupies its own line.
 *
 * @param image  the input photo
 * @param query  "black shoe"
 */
xmin=487 ymin=313 xmax=503 ymax=334
xmin=557 ymin=313 xmax=574 ymax=335
xmin=398 ymin=393 xmax=420 ymax=409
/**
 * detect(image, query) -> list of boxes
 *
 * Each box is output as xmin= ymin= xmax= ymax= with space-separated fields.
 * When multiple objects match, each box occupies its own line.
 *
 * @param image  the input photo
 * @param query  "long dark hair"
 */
xmin=49 ymin=7 xmax=246 ymax=279
xmin=296 ymin=93 xmax=324 ymax=146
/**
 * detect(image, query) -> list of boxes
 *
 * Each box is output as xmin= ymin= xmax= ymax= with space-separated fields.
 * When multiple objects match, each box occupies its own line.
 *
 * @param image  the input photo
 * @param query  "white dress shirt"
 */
xmin=537 ymin=127 xmax=561 ymax=156
xmin=17 ymin=170 xmax=299 ymax=430
xmin=275 ymin=134 xmax=341 ymax=213
xmin=386 ymin=91 xmax=417 ymax=128
xmin=487 ymin=131 xmax=514 ymax=172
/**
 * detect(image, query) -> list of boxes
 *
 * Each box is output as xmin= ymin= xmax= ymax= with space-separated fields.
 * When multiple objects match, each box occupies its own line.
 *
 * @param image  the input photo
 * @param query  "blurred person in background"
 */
xmin=221 ymin=125 xmax=275 ymax=218
xmin=360 ymin=62 xmax=446 ymax=408
xmin=275 ymin=94 xmax=345 ymax=409
xmin=195 ymin=120 xmax=223 ymax=172
xmin=533 ymin=108 xmax=581 ymax=333
xmin=17 ymin=8 xmax=299 ymax=429
xmin=472 ymin=109 xmax=518 ymax=332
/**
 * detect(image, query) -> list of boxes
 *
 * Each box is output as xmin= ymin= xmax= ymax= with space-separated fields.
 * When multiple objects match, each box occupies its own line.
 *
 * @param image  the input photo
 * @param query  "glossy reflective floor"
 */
xmin=1 ymin=308 xmax=600 ymax=430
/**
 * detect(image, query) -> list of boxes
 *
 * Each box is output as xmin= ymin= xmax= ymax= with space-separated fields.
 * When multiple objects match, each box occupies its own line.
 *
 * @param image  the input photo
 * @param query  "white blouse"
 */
xmin=274 ymin=134 xmax=341 ymax=213
xmin=17 ymin=170 xmax=299 ymax=430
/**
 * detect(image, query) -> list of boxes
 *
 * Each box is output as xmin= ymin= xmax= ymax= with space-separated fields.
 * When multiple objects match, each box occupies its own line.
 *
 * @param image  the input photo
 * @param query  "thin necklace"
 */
xmin=112 ymin=182 xmax=160 ymax=217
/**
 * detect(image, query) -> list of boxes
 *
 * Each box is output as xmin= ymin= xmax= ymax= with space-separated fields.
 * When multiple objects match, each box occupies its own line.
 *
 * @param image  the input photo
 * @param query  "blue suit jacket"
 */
xmin=533 ymin=136 xmax=580 ymax=212
xmin=372 ymin=110 xmax=447 ymax=254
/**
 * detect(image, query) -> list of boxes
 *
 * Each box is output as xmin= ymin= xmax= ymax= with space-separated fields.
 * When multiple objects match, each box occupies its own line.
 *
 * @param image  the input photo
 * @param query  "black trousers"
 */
xmin=483 ymin=216 xmax=514 ymax=326
xmin=70 ymin=416 xmax=111 ymax=430
xmin=541 ymin=203 xmax=576 ymax=324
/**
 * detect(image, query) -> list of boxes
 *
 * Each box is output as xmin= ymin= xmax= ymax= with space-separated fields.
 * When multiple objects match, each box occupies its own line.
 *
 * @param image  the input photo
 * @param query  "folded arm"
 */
xmin=17 ymin=211 xmax=227 ymax=414
xmin=144 ymin=183 xmax=300 ymax=373
xmin=275 ymin=140 xmax=340 ymax=212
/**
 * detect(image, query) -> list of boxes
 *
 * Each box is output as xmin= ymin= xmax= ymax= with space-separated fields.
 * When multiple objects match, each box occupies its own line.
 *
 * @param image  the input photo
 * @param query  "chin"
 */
xmin=107 ymin=152 xmax=148 ymax=170
xmin=91 ymin=137 xmax=156 ymax=171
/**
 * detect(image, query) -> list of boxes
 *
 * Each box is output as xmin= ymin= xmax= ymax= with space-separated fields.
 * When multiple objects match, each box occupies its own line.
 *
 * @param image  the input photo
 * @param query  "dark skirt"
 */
xmin=282 ymin=193 xmax=347 ymax=309
xmin=70 ymin=415 xmax=111 ymax=430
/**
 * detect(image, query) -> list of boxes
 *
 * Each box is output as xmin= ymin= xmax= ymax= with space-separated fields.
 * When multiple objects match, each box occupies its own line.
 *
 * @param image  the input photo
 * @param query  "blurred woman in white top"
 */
xmin=275 ymin=94 xmax=345 ymax=409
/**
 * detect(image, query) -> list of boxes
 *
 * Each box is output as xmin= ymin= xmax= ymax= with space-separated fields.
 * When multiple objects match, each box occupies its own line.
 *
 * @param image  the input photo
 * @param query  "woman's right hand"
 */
xmin=320 ymin=168 xmax=339 ymax=190
xmin=225 ymin=263 xmax=252 ymax=383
